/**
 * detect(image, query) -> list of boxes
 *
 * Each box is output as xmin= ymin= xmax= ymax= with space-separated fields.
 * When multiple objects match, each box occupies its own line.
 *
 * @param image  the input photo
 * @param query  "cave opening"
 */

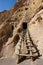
xmin=22 ymin=22 xmax=27 ymax=30
xmin=11 ymin=25 xmax=14 ymax=30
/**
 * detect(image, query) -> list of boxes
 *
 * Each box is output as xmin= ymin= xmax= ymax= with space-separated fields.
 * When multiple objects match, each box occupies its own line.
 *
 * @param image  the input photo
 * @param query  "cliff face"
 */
xmin=0 ymin=0 xmax=43 ymax=59
xmin=0 ymin=0 xmax=26 ymax=25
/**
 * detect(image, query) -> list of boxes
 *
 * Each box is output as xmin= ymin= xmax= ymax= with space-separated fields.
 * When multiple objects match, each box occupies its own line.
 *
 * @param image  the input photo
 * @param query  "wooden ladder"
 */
xmin=16 ymin=29 xmax=38 ymax=63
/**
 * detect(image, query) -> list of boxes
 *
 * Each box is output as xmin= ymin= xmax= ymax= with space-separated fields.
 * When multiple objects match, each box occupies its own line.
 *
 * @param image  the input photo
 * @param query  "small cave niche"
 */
xmin=22 ymin=22 xmax=27 ymax=30
xmin=7 ymin=24 xmax=14 ymax=37
xmin=17 ymin=8 xmax=23 ymax=12
xmin=33 ymin=1 xmax=35 ymax=4
xmin=19 ymin=14 xmax=22 ymax=17
xmin=18 ymin=9 xmax=21 ymax=12
xmin=25 ymin=7 xmax=28 ymax=10
xmin=11 ymin=25 xmax=14 ymax=31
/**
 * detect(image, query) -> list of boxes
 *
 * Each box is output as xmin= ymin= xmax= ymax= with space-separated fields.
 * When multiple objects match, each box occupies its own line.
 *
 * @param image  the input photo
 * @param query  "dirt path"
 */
xmin=0 ymin=58 xmax=43 ymax=65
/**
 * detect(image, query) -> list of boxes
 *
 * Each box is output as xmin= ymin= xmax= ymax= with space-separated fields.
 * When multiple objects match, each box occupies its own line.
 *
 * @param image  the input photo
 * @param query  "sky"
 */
xmin=0 ymin=0 xmax=17 ymax=12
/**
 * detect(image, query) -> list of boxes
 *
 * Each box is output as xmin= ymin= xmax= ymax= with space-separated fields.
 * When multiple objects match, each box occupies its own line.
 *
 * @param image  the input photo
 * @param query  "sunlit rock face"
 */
xmin=29 ymin=10 xmax=43 ymax=58
xmin=0 ymin=0 xmax=43 ymax=59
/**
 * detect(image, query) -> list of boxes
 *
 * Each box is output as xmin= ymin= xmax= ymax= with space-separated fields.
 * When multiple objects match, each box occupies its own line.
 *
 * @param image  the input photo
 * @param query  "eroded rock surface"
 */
xmin=0 ymin=0 xmax=43 ymax=59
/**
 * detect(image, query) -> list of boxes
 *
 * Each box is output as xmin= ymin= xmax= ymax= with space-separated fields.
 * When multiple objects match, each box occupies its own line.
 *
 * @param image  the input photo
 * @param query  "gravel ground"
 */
xmin=0 ymin=57 xmax=43 ymax=65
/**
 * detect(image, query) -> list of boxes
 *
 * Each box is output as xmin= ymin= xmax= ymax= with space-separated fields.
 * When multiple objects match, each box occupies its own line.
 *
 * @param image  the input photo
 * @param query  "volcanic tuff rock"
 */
xmin=0 ymin=0 xmax=43 ymax=59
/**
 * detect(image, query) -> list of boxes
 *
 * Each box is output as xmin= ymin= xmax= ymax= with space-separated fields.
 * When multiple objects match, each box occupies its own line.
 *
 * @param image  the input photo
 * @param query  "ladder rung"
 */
xmin=27 ymin=41 xmax=31 ymax=43
xmin=25 ymin=36 xmax=29 ymax=38
xmin=26 ymin=40 xmax=30 ymax=42
xmin=26 ymin=45 xmax=33 ymax=47
xmin=17 ymin=48 xmax=33 ymax=51
xmin=27 ymin=49 xmax=33 ymax=51
xmin=26 ymin=36 xmax=29 ymax=38
xmin=26 ymin=39 xmax=30 ymax=40
xmin=26 ymin=44 xmax=38 ymax=47
xmin=16 ymin=54 xmax=38 ymax=57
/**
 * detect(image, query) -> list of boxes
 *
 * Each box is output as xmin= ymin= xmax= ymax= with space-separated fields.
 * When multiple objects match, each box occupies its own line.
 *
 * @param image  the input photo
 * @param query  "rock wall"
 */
xmin=0 ymin=0 xmax=43 ymax=59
